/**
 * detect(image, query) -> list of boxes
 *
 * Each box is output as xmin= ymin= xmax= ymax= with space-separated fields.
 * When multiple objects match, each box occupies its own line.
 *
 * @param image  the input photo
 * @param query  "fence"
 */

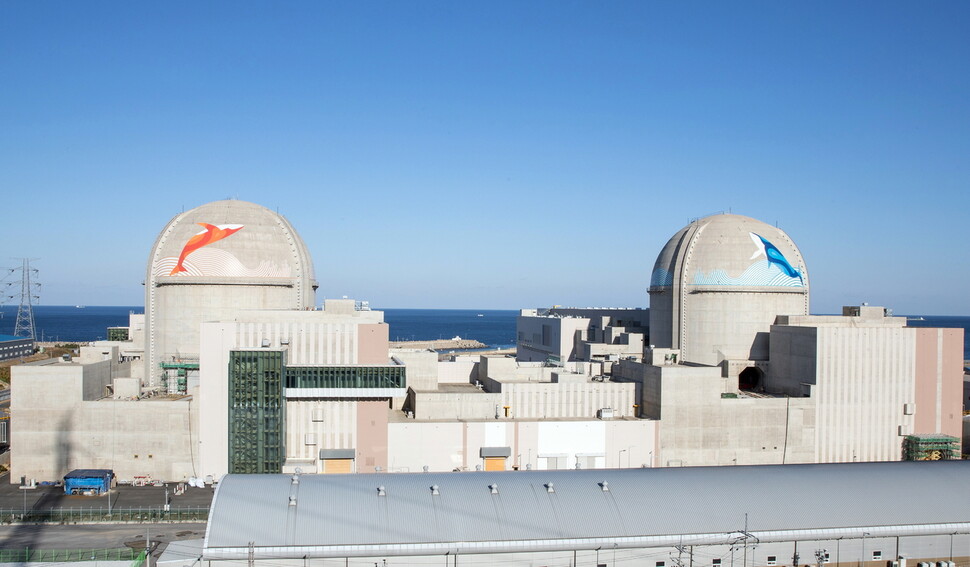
xmin=0 ymin=548 xmax=145 ymax=562
xmin=0 ymin=506 xmax=208 ymax=524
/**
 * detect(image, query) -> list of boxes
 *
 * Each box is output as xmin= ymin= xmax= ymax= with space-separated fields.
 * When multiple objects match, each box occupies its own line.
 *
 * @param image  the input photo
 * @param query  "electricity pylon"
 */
xmin=3 ymin=259 xmax=41 ymax=340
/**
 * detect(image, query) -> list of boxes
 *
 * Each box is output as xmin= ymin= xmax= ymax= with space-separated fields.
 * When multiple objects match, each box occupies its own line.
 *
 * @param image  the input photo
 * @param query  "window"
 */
xmin=872 ymin=551 xmax=882 ymax=560
xmin=713 ymin=560 xmax=722 ymax=566
xmin=656 ymin=562 xmax=665 ymax=567
xmin=767 ymin=557 xmax=777 ymax=566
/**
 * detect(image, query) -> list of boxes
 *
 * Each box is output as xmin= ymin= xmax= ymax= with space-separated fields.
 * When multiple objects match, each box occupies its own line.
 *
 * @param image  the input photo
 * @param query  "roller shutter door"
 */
xmin=484 ymin=457 xmax=506 ymax=471
xmin=323 ymin=459 xmax=353 ymax=474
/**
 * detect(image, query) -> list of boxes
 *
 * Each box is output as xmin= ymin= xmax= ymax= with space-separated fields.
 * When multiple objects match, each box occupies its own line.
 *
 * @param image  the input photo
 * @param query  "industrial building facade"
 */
xmin=8 ymin=205 xmax=965 ymax=485
xmin=0 ymin=334 xmax=34 ymax=361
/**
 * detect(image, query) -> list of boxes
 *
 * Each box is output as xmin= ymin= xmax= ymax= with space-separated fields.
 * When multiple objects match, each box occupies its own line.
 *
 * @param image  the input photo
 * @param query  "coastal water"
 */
xmin=0 ymin=305 xmax=520 ymax=349
xmin=0 ymin=306 xmax=967 ymax=359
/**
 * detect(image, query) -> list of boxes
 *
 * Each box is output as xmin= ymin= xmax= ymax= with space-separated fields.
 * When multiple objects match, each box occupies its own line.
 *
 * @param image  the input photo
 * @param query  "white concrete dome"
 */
xmin=648 ymin=213 xmax=809 ymax=366
xmin=144 ymin=200 xmax=317 ymax=386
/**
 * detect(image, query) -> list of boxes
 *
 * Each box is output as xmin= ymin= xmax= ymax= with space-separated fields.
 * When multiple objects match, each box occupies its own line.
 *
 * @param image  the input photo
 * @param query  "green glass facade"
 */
xmin=106 ymin=327 xmax=129 ymax=341
xmin=227 ymin=352 xmax=404 ymax=475
xmin=285 ymin=365 xmax=405 ymax=389
xmin=228 ymin=351 xmax=285 ymax=474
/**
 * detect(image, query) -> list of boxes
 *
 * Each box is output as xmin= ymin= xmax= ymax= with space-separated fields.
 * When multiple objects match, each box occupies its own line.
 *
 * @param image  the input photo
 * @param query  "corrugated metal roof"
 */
xmin=204 ymin=461 xmax=970 ymax=556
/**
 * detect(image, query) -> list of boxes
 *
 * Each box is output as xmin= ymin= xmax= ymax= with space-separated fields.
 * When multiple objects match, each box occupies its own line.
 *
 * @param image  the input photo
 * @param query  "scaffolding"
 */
xmin=158 ymin=359 xmax=199 ymax=395
xmin=902 ymin=434 xmax=958 ymax=461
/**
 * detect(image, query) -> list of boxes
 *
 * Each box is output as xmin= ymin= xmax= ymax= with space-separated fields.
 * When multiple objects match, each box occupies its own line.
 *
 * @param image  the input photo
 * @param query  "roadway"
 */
xmin=0 ymin=472 xmax=215 ymax=511
xmin=0 ymin=522 xmax=208 ymax=549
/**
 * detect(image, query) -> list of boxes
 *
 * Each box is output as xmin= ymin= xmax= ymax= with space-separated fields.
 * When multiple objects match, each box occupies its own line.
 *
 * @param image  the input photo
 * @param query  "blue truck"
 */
xmin=63 ymin=469 xmax=113 ymax=495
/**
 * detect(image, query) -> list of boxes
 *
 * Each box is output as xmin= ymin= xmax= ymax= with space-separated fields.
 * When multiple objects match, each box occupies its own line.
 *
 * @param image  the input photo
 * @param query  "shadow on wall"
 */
xmin=56 ymin=411 xmax=74 ymax=478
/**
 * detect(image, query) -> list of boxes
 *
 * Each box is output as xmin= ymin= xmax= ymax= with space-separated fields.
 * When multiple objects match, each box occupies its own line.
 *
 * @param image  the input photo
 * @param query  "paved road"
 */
xmin=0 ymin=522 xmax=207 ymax=548
xmin=0 ymin=472 xmax=214 ymax=511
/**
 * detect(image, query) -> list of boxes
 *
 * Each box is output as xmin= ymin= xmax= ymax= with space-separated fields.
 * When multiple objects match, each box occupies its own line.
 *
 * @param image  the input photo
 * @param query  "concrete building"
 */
xmin=11 ymin=345 xmax=197 ymax=481
xmin=9 ymin=206 xmax=965 ymax=484
xmin=145 ymin=200 xmax=317 ymax=388
xmin=394 ymin=352 xmax=655 ymax=472
xmin=196 ymin=461 xmax=970 ymax=566
xmin=649 ymin=213 xmax=809 ymax=367
xmin=517 ymin=307 xmax=648 ymax=365
xmin=197 ymin=299 xmax=396 ymax=477
xmin=769 ymin=306 xmax=963 ymax=463
xmin=552 ymin=214 xmax=963 ymax=466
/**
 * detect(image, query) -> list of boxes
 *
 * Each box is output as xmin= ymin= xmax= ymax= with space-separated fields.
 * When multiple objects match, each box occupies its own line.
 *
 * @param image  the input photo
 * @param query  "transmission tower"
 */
xmin=3 ymin=259 xmax=41 ymax=340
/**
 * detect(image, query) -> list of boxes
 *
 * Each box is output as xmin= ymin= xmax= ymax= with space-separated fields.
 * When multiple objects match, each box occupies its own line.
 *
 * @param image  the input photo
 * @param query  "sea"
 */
xmin=0 ymin=306 xmax=967 ymax=359
xmin=0 ymin=305 xmax=520 ymax=350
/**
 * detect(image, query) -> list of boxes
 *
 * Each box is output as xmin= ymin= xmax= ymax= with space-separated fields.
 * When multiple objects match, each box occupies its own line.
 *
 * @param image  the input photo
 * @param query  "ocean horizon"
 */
xmin=1 ymin=305 xmax=967 ymax=358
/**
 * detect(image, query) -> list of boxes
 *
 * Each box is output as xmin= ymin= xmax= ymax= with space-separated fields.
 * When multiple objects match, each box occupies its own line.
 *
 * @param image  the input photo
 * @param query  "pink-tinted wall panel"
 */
xmin=356 ymin=400 xmax=389 ymax=471
xmin=941 ymin=328 xmax=964 ymax=438
xmin=913 ymin=328 xmax=965 ymax=438
xmin=913 ymin=328 xmax=938 ymax=434
xmin=358 ymin=323 xmax=389 ymax=365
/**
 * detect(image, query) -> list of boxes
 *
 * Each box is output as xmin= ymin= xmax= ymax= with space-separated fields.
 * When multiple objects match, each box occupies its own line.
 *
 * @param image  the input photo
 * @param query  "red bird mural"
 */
xmin=169 ymin=223 xmax=244 ymax=275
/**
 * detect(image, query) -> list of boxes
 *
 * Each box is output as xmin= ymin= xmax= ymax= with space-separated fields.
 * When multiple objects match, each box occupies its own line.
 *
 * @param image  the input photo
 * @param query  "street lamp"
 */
xmin=618 ymin=449 xmax=627 ymax=468
xmin=861 ymin=532 xmax=870 ymax=567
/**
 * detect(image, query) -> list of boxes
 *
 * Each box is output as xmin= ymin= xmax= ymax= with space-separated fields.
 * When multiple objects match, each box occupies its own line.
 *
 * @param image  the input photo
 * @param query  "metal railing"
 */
xmin=0 ymin=548 xmax=145 ymax=562
xmin=0 ymin=506 xmax=208 ymax=524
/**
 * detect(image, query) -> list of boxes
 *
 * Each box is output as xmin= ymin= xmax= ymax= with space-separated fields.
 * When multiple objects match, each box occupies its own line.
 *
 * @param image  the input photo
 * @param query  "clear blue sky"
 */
xmin=1 ymin=1 xmax=968 ymax=314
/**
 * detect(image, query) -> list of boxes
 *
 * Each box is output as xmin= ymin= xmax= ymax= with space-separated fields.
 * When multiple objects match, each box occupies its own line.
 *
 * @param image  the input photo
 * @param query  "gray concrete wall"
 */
xmin=613 ymin=360 xmax=815 ymax=466
xmin=410 ymin=389 xmax=502 ymax=420
xmin=516 ymin=313 xmax=589 ymax=362
xmin=11 ymin=362 xmax=198 ymax=482
xmin=766 ymin=324 xmax=817 ymax=396
xmin=391 ymin=350 xmax=438 ymax=391
xmin=437 ymin=358 xmax=478 ymax=384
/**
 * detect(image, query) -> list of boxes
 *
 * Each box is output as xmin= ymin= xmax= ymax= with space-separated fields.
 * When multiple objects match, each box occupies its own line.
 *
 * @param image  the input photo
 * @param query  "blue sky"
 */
xmin=1 ymin=2 xmax=968 ymax=314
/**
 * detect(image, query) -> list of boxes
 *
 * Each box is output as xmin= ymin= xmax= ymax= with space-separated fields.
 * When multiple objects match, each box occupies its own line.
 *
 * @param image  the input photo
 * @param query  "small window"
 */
xmin=872 ymin=551 xmax=882 ymax=560
xmin=657 ymin=562 xmax=666 ymax=567
xmin=713 ymin=560 xmax=722 ymax=566
xmin=767 ymin=557 xmax=777 ymax=566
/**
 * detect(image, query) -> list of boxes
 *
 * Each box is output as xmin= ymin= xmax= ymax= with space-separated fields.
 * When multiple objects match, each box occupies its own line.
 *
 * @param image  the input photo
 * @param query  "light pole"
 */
xmin=618 ymin=449 xmax=627 ymax=468
xmin=861 ymin=532 xmax=870 ymax=567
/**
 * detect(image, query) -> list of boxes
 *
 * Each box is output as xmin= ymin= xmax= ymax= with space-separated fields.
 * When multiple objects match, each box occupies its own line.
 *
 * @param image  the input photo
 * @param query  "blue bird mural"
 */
xmin=749 ymin=232 xmax=803 ymax=283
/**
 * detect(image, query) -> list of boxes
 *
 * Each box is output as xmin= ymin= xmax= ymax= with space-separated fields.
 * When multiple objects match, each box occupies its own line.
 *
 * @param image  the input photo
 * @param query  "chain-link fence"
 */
xmin=0 ymin=506 xmax=208 ymax=523
xmin=0 ymin=548 xmax=146 ymax=563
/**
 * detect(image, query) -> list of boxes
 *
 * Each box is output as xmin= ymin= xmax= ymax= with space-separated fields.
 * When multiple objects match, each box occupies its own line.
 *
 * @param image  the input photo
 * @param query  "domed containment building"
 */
xmin=145 ymin=200 xmax=317 ymax=388
xmin=648 ymin=213 xmax=809 ymax=368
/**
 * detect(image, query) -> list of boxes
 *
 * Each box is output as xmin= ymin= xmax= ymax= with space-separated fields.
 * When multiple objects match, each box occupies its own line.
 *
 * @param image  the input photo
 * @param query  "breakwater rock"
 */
xmin=390 ymin=338 xmax=487 ymax=351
